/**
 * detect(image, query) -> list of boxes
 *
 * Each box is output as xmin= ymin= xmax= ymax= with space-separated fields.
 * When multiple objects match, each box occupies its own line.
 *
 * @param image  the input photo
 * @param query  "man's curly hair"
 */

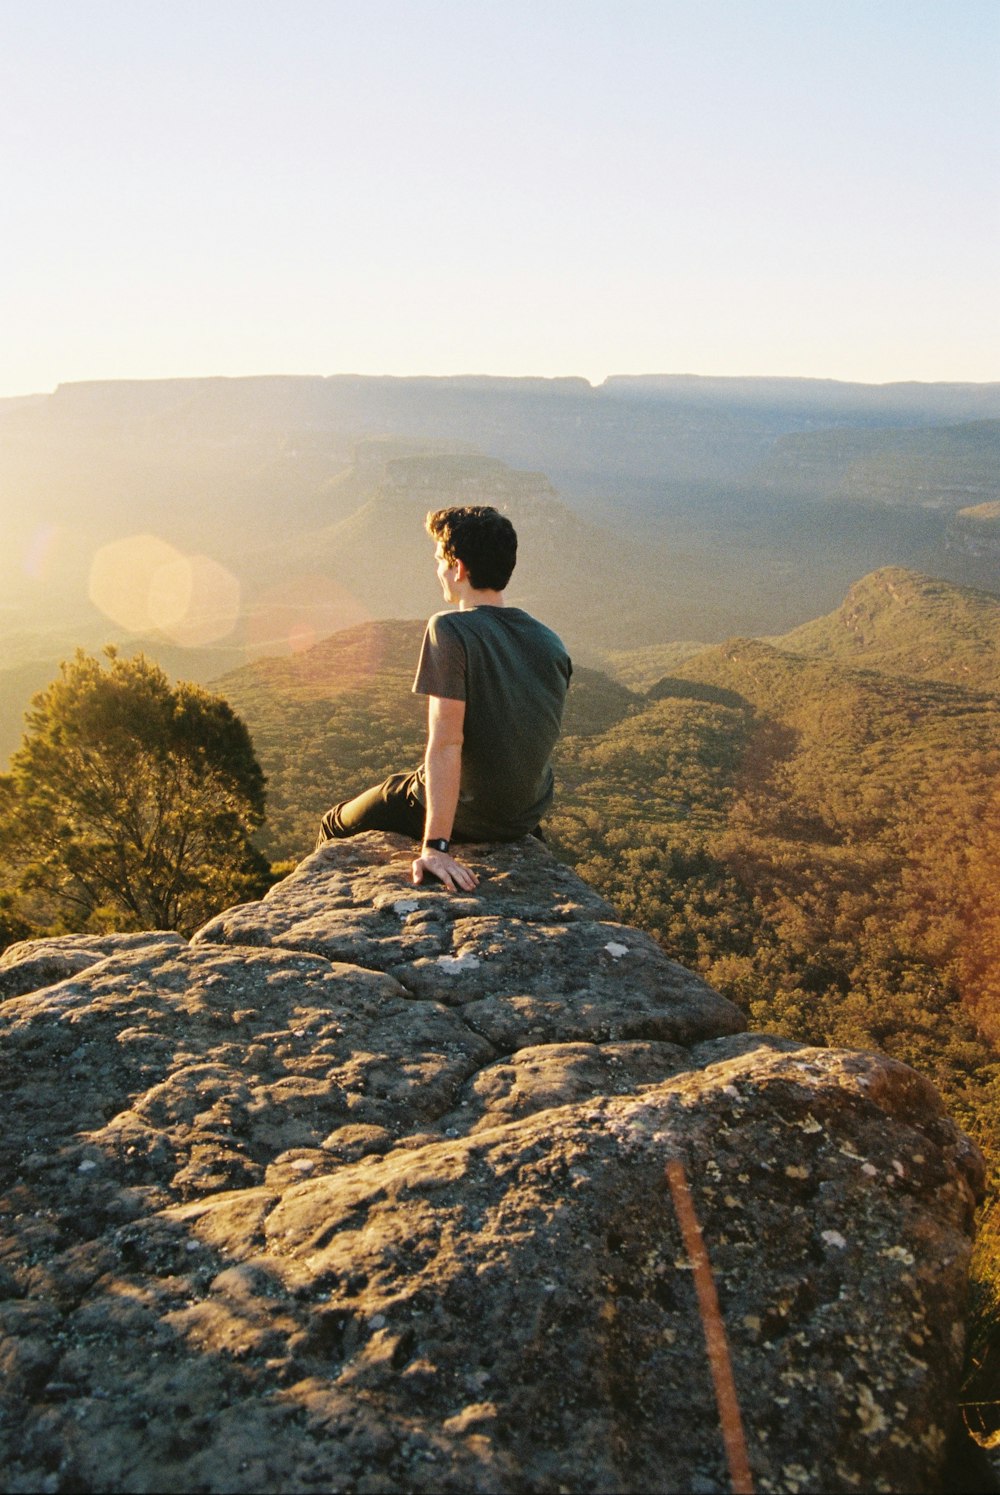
xmin=425 ymin=506 xmax=518 ymax=592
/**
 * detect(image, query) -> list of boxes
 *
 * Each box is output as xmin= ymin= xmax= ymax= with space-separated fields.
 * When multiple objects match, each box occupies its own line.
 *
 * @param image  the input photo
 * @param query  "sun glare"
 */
xmin=88 ymin=535 xmax=241 ymax=646
xmin=244 ymin=575 xmax=371 ymax=659
xmin=22 ymin=524 xmax=63 ymax=581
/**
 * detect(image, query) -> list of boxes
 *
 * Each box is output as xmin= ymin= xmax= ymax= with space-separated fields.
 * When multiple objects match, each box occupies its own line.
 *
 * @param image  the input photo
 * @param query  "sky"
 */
xmin=1 ymin=0 xmax=998 ymax=397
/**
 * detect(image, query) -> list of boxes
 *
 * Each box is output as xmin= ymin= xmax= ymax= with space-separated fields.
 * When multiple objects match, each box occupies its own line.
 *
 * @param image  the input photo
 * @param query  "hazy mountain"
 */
xmin=5 ymin=372 xmax=1000 ymax=550
xmin=603 ymin=373 xmax=1000 ymax=423
xmin=264 ymin=448 xmax=750 ymax=654
xmin=947 ymin=501 xmax=1000 ymax=567
xmin=754 ymin=419 xmax=1000 ymax=507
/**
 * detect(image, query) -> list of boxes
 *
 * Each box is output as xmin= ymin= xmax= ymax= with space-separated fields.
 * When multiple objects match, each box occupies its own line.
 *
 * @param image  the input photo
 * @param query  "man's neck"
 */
xmin=458 ymin=586 xmax=505 ymax=610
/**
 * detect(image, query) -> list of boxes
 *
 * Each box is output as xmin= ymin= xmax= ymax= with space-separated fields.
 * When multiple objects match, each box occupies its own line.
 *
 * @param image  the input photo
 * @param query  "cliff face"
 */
xmin=0 ymin=835 xmax=984 ymax=1494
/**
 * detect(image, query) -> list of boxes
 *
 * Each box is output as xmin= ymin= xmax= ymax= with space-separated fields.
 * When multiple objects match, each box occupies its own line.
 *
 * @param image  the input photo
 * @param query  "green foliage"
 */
xmin=549 ymin=635 xmax=1000 ymax=1192
xmin=0 ymin=649 xmax=269 ymax=938
xmin=779 ymin=566 xmax=1000 ymax=692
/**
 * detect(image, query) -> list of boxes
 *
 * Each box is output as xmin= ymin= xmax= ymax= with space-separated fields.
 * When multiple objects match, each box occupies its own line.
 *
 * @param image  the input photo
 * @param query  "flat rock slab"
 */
xmin=0 ymin=943 xmax=494 ymax=1216
xmin=193 ymin=835 xmax=744 ymax=1050
xmin=192 ymin=835 xmax=624 ymax=972
xmin=432 ymin=1037 xmax=696 ymax=1134
xmin=0 ymin=1041 xmax=983 ymax=1495
xmin=395 ymin=915 xmax=742 ymax=1048
xmin=0 ymin=931 xmax=185 ymax=1001
xmin=0 ymin=833 xmax=985 ymax=1493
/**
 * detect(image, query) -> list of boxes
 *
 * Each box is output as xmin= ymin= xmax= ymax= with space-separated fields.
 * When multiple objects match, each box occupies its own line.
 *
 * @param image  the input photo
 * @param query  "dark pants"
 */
xmin=316 ymin=771 xmax=426 ymax=847
xmin=316 ymin=771 xmax=546 ymax=848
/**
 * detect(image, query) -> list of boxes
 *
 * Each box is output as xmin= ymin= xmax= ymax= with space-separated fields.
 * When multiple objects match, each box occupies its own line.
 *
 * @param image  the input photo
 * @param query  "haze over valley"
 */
xmin=3 ymin=371 xmax=999 ymax=765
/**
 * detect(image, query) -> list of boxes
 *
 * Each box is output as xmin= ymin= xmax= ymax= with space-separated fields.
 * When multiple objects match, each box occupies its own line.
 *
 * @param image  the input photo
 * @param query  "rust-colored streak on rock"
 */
xmin=666 ymin=1157 xmax=754 ymax=1495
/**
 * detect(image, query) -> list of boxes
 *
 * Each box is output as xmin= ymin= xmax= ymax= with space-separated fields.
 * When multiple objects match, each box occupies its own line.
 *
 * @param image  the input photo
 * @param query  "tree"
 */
xmin=0 ymin=649 xmax=270 ymax=937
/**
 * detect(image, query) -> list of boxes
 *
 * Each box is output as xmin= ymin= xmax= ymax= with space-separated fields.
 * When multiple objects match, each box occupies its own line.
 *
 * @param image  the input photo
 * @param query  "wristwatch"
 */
xmin=423 ymin=837 xmax=450 ymax=853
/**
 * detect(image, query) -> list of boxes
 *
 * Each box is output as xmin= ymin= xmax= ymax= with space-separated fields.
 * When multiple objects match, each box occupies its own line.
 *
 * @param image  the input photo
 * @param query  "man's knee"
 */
xmin=316 ymin=804 xmax=348 ymax=846
xmin=316 ymin=772 xmax=424 ymax=846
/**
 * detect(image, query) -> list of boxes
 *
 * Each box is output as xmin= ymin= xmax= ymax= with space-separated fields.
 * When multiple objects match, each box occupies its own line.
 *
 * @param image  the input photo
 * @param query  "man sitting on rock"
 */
xmin=317 ymin=505 xmax=572 ymax=893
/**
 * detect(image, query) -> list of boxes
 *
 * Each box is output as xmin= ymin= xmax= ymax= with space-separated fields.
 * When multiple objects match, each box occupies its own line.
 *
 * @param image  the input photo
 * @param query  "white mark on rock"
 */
xmin=880 ymin=1245 xmax=915 ymax=1265
xmin=289 ymin=1158 xmax=315 ymax=1173
xmin=856 ymin=1385 xmax=890 ymax=1436
xmin=861 ymin=1162 xmax=878 ymax=1177
xmin=604 ymin=942 xmax=629 ymax=959
xmin=436 ymin=955 xmax=481 ymax=974
xmin=393 ymin=899 xmax=419 ymax=917
xmin=798 ymin=1114 xmax=823 ymax=1134
xmin=821 ymin=1230 xmax=847 ymax=1250
xmin=78 ymin=1159 xmax=98 ymax=1173
xmin=891 ymin=1159 xmax=905 ymax=1176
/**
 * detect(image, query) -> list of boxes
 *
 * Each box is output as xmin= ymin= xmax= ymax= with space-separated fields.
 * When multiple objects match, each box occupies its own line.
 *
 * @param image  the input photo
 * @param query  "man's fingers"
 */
xmin=411 ymin=853 xmax=478 ymax=892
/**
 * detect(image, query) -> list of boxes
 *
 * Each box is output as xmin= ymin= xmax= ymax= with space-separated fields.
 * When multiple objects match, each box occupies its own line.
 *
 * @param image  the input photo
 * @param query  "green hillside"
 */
xmin=548 ymin=630 xmax=1000 ymax=1164
xmin=776 ymin=566 xmax=1000 ymax=691
xmin=542 ymin=612 xmax=1000 ymax=1397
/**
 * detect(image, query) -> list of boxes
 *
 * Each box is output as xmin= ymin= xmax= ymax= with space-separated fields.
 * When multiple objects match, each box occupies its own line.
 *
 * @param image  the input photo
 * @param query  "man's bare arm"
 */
xmin=412 ymin=695 xmax=479 ymax=892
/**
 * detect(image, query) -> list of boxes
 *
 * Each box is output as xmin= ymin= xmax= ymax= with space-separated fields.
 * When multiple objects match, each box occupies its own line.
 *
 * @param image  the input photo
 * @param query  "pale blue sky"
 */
xmin=1 ymin=0 xmax=997 ymax=396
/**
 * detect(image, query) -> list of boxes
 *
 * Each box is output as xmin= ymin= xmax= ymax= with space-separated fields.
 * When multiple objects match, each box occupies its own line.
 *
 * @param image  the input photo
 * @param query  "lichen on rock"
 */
xmin=0 ymin=833 xmax=984 ymax=1493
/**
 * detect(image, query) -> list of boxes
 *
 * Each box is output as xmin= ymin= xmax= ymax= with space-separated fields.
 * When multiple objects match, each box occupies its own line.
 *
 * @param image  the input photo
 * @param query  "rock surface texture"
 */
xmin=0 ymin=834 xmax=984 ymax=1494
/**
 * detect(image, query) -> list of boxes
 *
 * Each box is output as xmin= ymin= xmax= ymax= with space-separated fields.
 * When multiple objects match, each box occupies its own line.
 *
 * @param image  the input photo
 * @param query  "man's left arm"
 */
xmin=412 ymin=694 xmax=479 ymax=892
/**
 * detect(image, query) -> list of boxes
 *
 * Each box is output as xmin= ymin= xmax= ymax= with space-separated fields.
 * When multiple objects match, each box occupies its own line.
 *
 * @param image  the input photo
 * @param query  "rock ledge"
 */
xmin=0 ymin=834 xmax=984 ymax=1494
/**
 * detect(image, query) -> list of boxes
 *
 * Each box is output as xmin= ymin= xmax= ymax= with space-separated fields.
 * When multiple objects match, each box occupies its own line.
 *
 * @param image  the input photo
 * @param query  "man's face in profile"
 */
xmin=435 ymin=542 xmax=461 ymax=603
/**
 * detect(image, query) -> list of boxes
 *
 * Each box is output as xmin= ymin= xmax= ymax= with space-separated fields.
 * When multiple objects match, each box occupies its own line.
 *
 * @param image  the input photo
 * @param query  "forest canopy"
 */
xmin=0 ymin=649 xmax=269 ymax=938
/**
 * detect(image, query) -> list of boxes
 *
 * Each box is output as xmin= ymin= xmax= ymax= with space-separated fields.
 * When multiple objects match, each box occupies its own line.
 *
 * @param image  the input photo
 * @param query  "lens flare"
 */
xmin=22 ymin=524 xmax=62 ymax=581
xmin=153 ymin=554 xmax=241 ymax=647
xmin=89 ymin=535 xmax=184 ymax=633
xmin=88 ymin=536 xmax=240 ymax=644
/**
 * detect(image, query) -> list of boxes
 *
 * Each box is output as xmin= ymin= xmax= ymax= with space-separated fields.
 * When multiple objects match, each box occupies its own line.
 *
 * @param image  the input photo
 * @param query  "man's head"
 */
xmin=425 ymin=506 xmax=518 ymax=593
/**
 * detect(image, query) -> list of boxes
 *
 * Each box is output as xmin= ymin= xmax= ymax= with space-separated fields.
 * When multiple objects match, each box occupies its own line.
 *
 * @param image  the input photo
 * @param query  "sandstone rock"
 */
xmin=0 ymin=833 xmax=984 ymax=1493
xmin=0 ymin=931 xmax=185 ymax=1001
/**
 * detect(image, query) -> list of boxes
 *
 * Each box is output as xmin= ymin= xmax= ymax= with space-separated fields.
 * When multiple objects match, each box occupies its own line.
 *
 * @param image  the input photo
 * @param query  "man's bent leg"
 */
xmin=316 ymin=772 xmax=425 ymax=846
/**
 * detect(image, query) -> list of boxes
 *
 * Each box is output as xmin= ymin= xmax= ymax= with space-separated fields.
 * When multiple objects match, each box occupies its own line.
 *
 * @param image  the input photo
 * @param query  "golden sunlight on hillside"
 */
xmin=242 ymin=574 xmax=373 ymax=658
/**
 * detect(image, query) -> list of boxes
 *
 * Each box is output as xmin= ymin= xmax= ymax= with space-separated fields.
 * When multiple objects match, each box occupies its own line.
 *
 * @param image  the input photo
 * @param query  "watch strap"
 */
xmin=423 ymin=837 xmax=450 ymax=853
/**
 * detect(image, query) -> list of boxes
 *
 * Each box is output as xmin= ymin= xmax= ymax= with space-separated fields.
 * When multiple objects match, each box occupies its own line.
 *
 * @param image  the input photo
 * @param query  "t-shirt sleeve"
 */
xmin=412 ymin=613 xmax=467 ymax=701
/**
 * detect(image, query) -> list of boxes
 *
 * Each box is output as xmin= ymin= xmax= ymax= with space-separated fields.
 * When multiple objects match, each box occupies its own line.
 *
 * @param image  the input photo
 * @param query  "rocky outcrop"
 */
xmin=0 ymin=834 xmax=984 ymax=1493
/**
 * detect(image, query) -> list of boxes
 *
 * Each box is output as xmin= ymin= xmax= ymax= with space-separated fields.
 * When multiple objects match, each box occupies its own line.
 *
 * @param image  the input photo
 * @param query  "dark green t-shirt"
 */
xmin=412 ymin=606 xmax=572 ymax=840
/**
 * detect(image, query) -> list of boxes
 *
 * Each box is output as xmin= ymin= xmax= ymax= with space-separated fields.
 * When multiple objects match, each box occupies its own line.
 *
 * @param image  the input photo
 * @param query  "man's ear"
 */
xmin=452 ymin=556 xmax=469 ymax=585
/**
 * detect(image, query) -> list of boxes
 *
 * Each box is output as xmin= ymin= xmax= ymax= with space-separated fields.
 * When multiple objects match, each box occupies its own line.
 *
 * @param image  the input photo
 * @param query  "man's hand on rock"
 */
xmin=411 ymin=849 xmax=479 ymax=893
